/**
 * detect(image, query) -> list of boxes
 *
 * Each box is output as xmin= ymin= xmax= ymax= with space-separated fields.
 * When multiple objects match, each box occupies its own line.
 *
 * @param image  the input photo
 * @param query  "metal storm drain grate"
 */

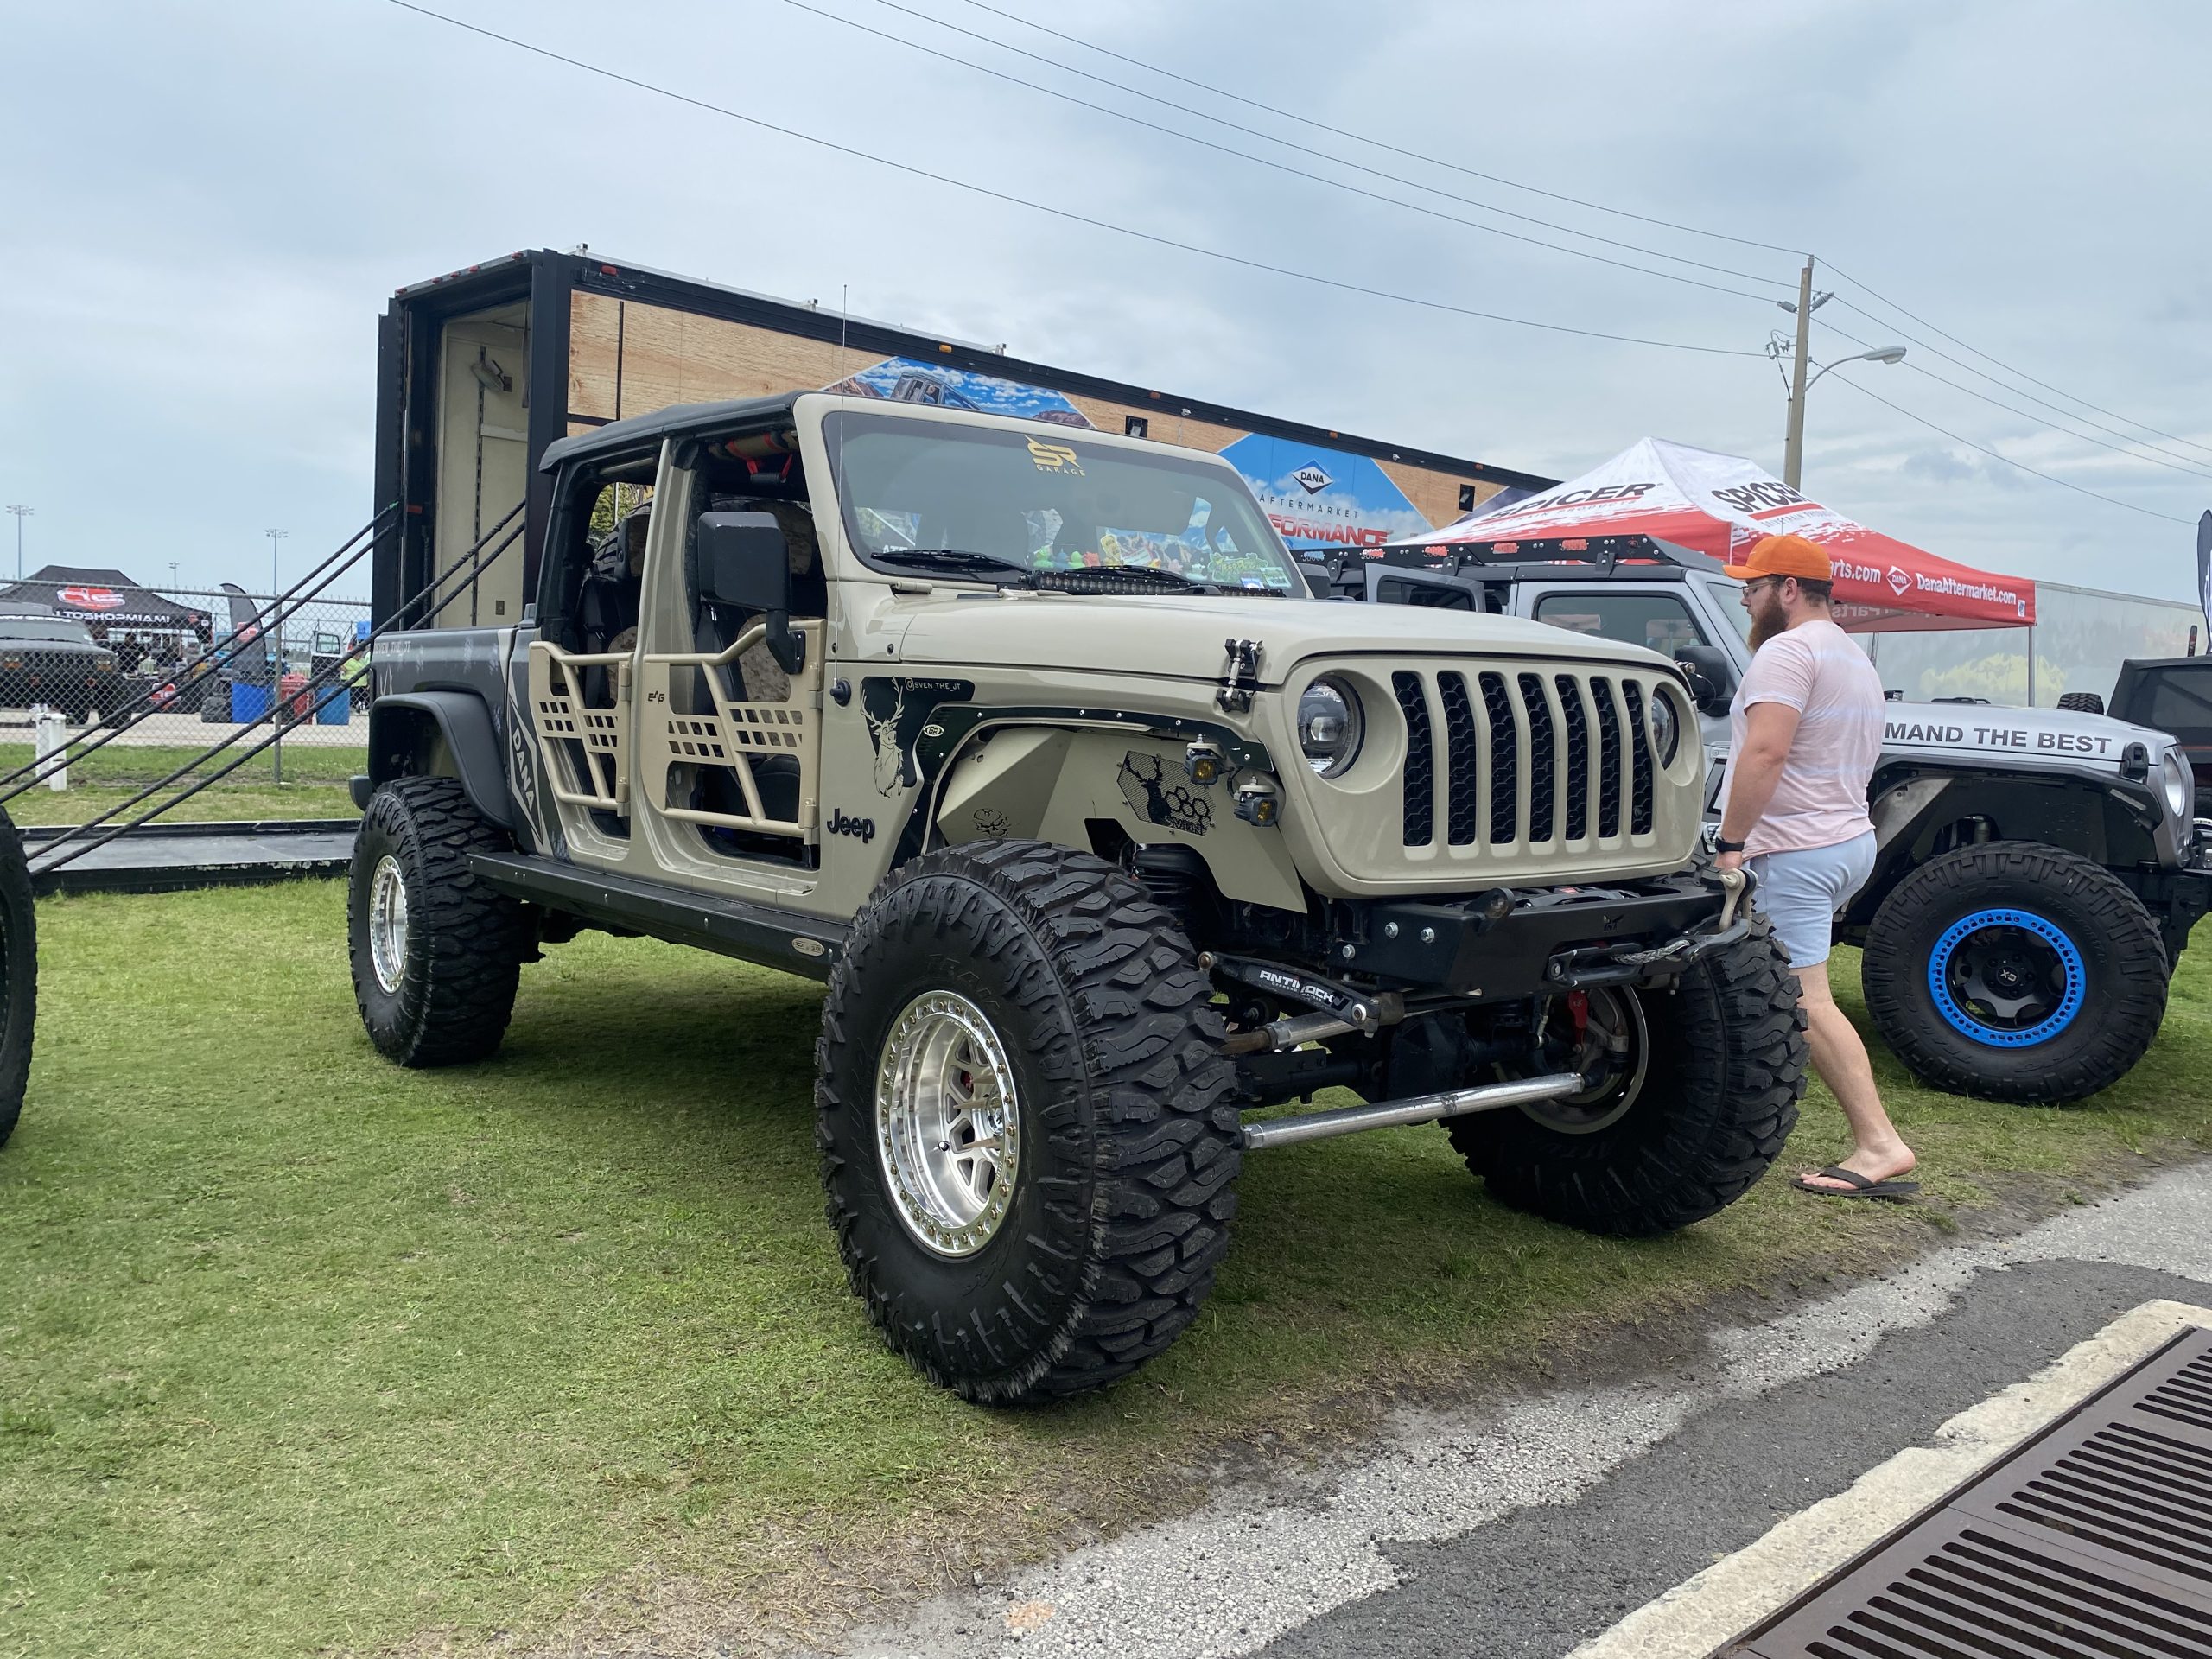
xmin=1726 ymin=1325 xmax=2212 ymax=1659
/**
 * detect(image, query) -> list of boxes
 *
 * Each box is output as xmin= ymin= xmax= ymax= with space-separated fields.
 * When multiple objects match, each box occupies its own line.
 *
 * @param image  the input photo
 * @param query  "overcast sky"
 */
xmin=4 ymin=0 xmax=2209 ymax=605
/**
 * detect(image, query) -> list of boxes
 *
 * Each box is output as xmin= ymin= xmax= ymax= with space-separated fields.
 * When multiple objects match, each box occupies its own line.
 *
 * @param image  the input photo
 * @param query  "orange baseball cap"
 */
xmin=1723 ymin=532 xmax=1832 ymax=582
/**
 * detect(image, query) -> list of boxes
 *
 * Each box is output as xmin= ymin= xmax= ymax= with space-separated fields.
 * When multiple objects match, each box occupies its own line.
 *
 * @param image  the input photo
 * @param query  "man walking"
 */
xmin=1713 ymin=534 xmax=1917 ymax=1200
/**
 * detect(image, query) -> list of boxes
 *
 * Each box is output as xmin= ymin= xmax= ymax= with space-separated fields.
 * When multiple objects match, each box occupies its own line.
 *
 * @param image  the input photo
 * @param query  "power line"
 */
xmin=839 ymin=0 xmax=1793 ymax=294
xmin=950 ymin=0 xmax=1808 ymax=259
xmin=1823 ymin=264 xmax=2212 ymax=465
xmin=1826 ymin=295 xmax=2212 ymax=476
xmin=381 ymin=1 xmax=1763 ymax=359
xmin=1823 ymin=375 xmax=2194 ymax=524
xmin=950 ymin=0 xmax=2212 ymax=486
xmin=1819 ymin=321 xmax=2212 ymax=482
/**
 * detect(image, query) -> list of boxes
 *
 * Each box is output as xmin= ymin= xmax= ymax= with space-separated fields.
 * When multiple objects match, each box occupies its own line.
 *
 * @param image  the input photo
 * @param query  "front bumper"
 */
xmin=1349 ymin=869 xmax=1751 ymax=998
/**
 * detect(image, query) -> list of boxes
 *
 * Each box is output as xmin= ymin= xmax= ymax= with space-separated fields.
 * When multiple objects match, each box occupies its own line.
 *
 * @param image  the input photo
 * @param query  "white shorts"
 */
xmin=1749 ymin=831 xmax=1877 ymax=969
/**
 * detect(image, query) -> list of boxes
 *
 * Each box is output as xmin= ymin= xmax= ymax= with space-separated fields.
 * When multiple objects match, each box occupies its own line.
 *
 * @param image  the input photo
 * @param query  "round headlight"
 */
xmin=1297 ymin=677 xmax=1363 ymax=778
xmin=1649 ymin=686 xmax=1681 ymax=766
xmin=2161 ymin=749 xmax=2194 ymax=818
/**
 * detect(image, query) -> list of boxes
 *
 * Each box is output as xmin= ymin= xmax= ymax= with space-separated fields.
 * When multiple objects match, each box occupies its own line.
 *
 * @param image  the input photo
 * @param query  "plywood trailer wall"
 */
xmin=564 ymin=292 xmax=1506 ymax=537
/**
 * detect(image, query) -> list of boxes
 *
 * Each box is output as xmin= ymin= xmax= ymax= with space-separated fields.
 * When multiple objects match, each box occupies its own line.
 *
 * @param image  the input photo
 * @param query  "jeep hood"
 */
xmin=885 ymin=590 xmax=1675 ymax=679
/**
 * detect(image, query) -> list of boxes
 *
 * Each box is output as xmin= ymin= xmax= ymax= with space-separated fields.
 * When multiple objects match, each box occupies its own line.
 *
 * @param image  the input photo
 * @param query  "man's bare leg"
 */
xmin=1792 ymin=958 xmax=1916 ymax=1189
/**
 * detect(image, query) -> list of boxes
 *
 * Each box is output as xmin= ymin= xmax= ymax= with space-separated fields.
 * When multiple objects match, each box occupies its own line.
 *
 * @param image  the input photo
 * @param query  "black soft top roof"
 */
xmin=539 ymin=393 xmax=804 ymax=474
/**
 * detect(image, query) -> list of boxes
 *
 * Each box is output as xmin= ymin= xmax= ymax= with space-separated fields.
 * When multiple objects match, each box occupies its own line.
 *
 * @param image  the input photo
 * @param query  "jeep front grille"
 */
xmin=1392 ymin=671 xmax=1434 ymax=847
xmin=1396 ymin=667 xmax=1662 ymax=849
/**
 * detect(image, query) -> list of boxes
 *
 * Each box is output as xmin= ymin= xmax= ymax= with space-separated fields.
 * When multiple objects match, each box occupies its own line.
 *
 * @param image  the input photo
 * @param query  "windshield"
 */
xmin=0 ymin=616 xmax=95 ymax=644
xmin=1701 ymin=575 xmax=1753 ymax=647
xmin=828 ymin=411 xmax=1301 ymax=594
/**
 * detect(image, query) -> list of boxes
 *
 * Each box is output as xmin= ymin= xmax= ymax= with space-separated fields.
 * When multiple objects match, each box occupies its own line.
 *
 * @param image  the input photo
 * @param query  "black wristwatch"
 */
xmin=1713 ymin=836 xmax=1746 ymax=855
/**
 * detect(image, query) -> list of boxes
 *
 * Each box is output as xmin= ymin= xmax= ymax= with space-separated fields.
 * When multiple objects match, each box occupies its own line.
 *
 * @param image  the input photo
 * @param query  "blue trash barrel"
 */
xmin=230 ymin=680 xmax=272 ymax=723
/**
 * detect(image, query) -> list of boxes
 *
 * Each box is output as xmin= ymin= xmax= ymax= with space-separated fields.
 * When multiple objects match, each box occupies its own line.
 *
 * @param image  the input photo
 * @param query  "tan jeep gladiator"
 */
xmin=349 ymin=394 xmax=1808 ymax=1402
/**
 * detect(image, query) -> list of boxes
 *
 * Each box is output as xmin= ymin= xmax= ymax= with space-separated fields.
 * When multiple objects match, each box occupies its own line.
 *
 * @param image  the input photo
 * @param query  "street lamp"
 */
xmin=1772 ymin=340 xmax=1908 ymax=487
xmin=4 ymin=505 xmax=29 ymax=581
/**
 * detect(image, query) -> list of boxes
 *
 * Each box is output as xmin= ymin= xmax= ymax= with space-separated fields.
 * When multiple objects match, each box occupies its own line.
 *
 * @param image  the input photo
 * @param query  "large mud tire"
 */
xmin=817 ymin=840 xmax=1239 ymax=1404
xmin=349 ymin=777 xmax=530 ymax=1068
xmin=1449 ymin=925 xmax=1807 ymax=1236
xmin=0 ymin=803 xmax=35 ymax=1149
xmin=1862 ymin=841 xmax=2166 ymax=1104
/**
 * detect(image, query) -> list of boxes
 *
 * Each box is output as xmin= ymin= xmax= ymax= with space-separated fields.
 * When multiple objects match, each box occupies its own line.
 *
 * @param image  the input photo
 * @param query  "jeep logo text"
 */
xmin=828 ymin=809 xmax=877 ymax=842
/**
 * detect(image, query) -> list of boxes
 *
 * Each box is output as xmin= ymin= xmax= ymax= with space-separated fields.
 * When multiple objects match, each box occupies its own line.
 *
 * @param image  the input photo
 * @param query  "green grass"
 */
xmin=3 ymin=887 xmax=2209 ymax=1658
xmin=0 ymin=743 xmax=362 ymax=827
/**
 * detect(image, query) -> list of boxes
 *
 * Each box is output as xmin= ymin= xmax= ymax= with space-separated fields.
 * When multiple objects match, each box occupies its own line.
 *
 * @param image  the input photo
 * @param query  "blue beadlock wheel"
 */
xmin=1865 ymin=841 xmax=2168 ymax=1103
xmin=1925 ymin=907 xmax=2087 ymax=1048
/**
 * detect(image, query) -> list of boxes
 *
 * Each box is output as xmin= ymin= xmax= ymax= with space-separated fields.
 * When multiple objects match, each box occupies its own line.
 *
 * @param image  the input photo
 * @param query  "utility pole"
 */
xmin=265 ymin=528 xmax=289 ymax=784
xmin=4 ymin=505 xmax=29 ymax=581
xmin=1782 ymin=258 xmax=1816 ymax=489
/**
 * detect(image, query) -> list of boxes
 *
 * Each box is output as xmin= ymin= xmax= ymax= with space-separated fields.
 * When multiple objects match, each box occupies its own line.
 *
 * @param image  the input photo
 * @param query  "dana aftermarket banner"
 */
xmin=1217 ymin=435 xmax=1429 ymax=552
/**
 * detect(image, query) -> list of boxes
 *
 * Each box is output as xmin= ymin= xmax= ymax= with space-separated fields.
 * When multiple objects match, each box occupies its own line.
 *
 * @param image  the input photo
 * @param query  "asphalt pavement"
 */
xmin=828 ymin=1163 xmax=2212 ymax=1659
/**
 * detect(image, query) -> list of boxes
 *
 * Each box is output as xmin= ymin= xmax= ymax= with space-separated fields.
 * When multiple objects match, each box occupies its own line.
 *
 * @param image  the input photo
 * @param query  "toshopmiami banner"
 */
xmin=1396 ymin=436 xmax=2037 ymax=632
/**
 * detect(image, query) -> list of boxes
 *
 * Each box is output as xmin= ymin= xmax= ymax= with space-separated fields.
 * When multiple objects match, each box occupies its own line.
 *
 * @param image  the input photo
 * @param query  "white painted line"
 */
xmin=1566 ymin=1297 xmax=2212 ymax=1659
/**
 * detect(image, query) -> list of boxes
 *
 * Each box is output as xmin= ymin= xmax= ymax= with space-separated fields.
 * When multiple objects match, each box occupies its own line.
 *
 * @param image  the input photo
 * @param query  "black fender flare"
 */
xmin=365 ymin=692 xmax=513 ymax=828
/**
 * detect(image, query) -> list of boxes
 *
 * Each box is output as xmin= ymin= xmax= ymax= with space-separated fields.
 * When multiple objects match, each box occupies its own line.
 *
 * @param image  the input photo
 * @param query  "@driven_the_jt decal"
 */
xmin=859 ymin=677 xmax=976 ymax=797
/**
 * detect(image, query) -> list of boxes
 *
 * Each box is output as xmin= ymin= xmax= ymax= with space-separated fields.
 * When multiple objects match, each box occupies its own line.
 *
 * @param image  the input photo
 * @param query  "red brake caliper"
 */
xmin=1566 ymin=989 xmax=1591 ymax=1057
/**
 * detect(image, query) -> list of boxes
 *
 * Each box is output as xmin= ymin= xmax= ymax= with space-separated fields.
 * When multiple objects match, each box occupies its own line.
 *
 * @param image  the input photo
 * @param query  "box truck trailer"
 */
xmin=367 ymin=247 xmax=1551 ymax=629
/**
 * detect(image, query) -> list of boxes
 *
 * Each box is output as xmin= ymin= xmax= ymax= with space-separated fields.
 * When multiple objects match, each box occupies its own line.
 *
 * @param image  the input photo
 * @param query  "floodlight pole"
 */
xmin=266 ymin=528 xmax=289 ymax=784
xmin=1783 ymin=260 xmax=1816 ymax=489
xmin=4 ymin=505 xmax=29 ymax=581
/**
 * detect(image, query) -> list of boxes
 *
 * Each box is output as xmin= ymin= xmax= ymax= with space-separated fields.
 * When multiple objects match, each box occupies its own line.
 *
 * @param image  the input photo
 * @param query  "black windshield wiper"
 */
xmin=871 ymin=547 xmax=1035 ymax=583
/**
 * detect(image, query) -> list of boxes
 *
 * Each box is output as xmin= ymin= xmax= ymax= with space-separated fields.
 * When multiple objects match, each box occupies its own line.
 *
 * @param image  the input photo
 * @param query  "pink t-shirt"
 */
xmin=1725 ymin=619 xmax=1884 ymax=856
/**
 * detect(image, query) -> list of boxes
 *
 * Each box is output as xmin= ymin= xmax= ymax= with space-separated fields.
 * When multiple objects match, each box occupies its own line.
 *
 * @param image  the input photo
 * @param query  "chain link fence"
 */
xmin=0 ymin=581 xmax=372 ymax=748
xmin=1865 ymin=582 xmax=2205 ymax=709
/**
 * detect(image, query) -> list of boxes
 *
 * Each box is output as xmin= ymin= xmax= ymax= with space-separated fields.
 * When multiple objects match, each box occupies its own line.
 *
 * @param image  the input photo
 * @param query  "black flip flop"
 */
xmin=1791 ymin=1164 xmax=1920 ymax=1201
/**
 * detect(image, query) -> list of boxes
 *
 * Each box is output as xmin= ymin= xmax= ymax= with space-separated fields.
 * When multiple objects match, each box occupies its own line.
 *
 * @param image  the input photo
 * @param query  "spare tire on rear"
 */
xmin=1862 ymin=841 xmax=2166 ymax=1104
xmin=2056 ymin=691 xmax=2106 ymax=715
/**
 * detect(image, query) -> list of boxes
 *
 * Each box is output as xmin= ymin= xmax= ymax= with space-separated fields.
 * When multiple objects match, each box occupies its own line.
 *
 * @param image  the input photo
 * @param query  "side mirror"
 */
xmin=698 ymin=511 xmax=804 ymax=675
xmin=1675 ymin=645 xmax=1738 ymax=715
